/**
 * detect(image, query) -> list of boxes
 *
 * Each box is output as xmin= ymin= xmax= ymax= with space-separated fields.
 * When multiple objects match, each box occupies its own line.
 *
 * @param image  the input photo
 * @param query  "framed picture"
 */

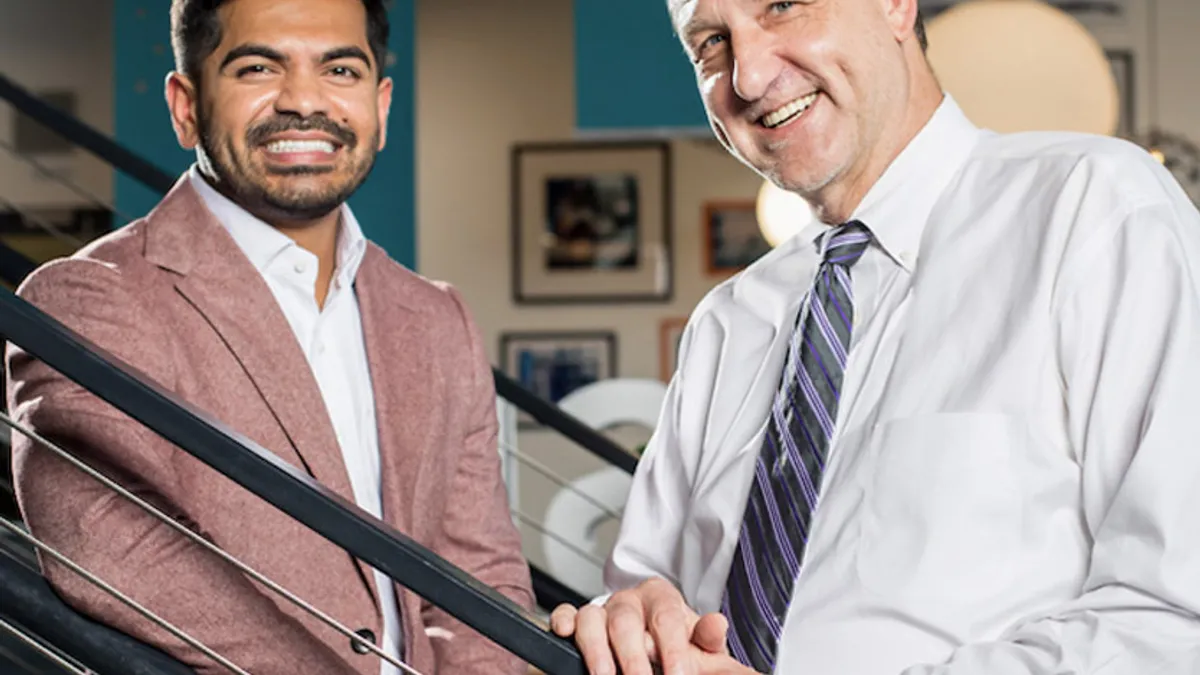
xmin=659 ymin=317 xmax=688 ymax=382
xmin=500 ymin=331 xmax=618 ymax=427
xmin=703 ymin=200 xmax=772 ymax=275
xmin=511 ymin=141 xmax=673 ymax=304
xmin=1105 ymin=49 xmax=1135 ymax=138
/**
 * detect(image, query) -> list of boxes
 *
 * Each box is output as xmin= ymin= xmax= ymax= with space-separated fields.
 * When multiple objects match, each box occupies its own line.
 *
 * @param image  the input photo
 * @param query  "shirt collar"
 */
xmin=799 ymin=94 xmax=984 ymax=271
xmin=188 ymin=165 xmax=368 ymax=286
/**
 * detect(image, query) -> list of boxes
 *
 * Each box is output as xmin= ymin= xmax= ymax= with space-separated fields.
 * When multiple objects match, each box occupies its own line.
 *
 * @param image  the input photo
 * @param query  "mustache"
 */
xmin=246 ymin=115 xmax=358 ymax=148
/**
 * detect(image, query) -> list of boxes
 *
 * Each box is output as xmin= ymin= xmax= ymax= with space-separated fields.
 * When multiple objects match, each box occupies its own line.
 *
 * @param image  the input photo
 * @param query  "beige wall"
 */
xmin=0 ymin=0 xmax=114 ymax=211
xmin=416 ymin=0 xmax=764 ymax=580
xmin=1151 ymin=0 xmax=1200 ymax=139
xmin=416 ymin=0 xmax=763 ymax=376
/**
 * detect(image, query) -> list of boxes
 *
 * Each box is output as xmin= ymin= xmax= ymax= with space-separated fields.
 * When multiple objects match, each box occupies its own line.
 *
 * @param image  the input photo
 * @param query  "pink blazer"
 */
xmin=6 ymin=178 xmax=534 ymax=674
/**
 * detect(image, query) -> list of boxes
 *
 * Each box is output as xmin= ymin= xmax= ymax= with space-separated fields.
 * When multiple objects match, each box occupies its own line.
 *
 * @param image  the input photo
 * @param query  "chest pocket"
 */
xmin=854 ymin=412 xmax=1027 ymax=617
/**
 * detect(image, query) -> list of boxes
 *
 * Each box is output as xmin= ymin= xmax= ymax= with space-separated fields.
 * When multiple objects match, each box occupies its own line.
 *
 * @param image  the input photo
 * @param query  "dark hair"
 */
xmin=170 ymin=0 xmax=391 ymax=83
xmin=914 ymin=10 xmax=928 ymax=52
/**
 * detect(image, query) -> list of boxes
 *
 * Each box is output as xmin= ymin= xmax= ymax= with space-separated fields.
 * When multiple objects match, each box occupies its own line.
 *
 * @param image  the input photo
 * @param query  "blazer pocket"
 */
xmin=854 ymin=412 xmax=1026 ymax=616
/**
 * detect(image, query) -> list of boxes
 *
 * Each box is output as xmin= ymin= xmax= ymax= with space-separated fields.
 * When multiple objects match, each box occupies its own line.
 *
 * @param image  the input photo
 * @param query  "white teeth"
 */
xmin=762 ymin=93 xmax=819 ymax=128
xmin=265 ymin=139 xmax=336 ymax=154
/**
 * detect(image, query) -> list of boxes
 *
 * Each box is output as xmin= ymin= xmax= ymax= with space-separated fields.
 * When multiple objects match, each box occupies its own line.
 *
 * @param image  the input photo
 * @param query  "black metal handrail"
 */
xmin=0 ymin=71 xmax=598 ymax=672
xmin=0 ymin=277 xmax=584 ymax=673
xmin=0 ymin=549 xmax=194 ymax=675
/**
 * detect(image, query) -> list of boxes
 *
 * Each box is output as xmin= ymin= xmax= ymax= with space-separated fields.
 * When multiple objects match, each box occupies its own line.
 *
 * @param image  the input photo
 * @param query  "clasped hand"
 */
xmin=549 ymin=578 xmax=761 ymax=675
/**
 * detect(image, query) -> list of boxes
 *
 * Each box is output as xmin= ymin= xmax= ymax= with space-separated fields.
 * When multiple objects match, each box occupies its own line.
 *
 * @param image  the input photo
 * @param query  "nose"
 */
xmin=273 ymin=68 xmax=330 ymax=118
xmin=730 ymin=29 xmax=780 ymax=103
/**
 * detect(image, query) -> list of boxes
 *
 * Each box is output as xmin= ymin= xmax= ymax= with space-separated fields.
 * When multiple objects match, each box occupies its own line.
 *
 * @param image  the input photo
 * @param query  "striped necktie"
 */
xmin=720 ymin=221 xmax=872 ymax=672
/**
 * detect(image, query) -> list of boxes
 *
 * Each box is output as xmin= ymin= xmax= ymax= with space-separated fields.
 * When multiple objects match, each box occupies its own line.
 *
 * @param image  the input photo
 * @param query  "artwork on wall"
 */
xmin=1105 ymin=49 xmax=1135 ymax=137
xmin=703 ymin=200 xmax=772 ymax=275
xmin=500 ymin=331 xmax=618 ymax=427
xmin=659 ymin=317 xmax=688 ymax=382
xmin=511 ymin=141 xmax=672 ymax=304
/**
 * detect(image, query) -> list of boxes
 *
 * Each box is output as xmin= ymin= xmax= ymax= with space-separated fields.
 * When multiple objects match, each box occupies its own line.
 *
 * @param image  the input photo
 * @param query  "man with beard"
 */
xmin=5 ymin=0 xmax=532 ymax=673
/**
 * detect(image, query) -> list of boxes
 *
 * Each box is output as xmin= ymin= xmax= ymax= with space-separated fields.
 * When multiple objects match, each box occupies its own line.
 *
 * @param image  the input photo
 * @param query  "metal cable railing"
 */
xmin=510 ymin=511 xmax=607 ymax=569
xmin=0 ymin=544 xmax=195 ymax=675
xmin=0 ymin=74 xmax=175 ymax=196
xmin=0 ymin=70 xmax=593 ymax=674
xmin=0 ymin=196 xmax=86 ymax=249
xmin=501 ymin=441 xmax=623 ymax=522
xmin=0 ymin=615 xmax=87 ymax=675
xmin=0 ymin=135 xmax=135 ymax=225
xmin=0 ymin=282 xmax=585 ymax=673
xmin=0 ymin=67 xmax=634 ymax=608
xmin=0 ymin=409 xmax=411 ymax=673
xmin=0 ymin=516 xmax=252 ymax=675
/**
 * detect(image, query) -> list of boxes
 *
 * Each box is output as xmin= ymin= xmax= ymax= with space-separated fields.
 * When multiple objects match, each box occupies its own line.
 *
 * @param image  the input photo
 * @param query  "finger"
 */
xmin=645 ymin=630 xmax=659 ymax=663
xmin=645 ymin=595 xmax=693 ymax=675
xmin=549 ymin=604 xmax=578 ymax=637
xmin=608 ymin=596 xmax=654 ymax=675
xmin=694 ymin=649 xmax=758 ymax=675
xmin=691 ymin=613 xmax=729 ymax=654
xmin=576 ymin=604 xmax=617 ymax=675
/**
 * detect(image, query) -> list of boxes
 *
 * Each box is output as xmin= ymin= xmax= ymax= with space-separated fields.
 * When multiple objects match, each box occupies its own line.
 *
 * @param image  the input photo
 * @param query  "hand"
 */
xmin=550 ymin=578 xmax=752 ymax=675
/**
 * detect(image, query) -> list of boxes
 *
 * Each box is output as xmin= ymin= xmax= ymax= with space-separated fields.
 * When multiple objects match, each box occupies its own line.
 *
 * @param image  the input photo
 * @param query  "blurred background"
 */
xmin=1 ymin=0 xmax=1197 ymax=621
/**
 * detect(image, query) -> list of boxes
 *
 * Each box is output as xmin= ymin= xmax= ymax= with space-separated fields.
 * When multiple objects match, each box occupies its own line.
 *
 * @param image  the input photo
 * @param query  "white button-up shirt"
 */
xmin=191 ymin=169 xmax=403 ymax=675
xmin=607 ymin=97 xmax=1200 ymax=674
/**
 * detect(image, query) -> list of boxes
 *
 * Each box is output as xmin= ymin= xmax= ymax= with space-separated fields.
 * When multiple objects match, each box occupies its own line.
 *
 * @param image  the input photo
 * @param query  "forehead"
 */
xmin=217 ymin=0 xmax=370 ymax=48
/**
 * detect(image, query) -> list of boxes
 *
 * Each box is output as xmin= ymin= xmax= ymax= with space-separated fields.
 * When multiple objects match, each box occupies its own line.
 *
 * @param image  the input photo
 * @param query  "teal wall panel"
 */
xmin=574 ymin=0 xmax=709 ymax=134
xmin=112 ymin=0 xmax=415 ymax=268
xmin=112 ymin=2 xmax=191 ymax=221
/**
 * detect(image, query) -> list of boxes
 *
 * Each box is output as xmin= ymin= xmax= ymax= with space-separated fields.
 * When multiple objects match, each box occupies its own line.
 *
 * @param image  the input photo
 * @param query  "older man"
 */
xmin=552 ymin=1 xmax=1200 ymax=674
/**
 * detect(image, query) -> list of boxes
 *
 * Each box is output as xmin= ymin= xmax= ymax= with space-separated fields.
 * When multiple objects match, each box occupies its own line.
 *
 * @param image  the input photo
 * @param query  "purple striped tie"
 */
xmin=720 ymin=221 xmax=872 ymax=672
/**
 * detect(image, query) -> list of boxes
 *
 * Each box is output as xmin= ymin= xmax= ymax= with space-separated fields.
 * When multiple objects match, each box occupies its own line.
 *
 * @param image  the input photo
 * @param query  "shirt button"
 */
xmin=316 ymin=342 xmax=326 ymax=355
xmin=294 ymin=261 xmax=307 ymax=274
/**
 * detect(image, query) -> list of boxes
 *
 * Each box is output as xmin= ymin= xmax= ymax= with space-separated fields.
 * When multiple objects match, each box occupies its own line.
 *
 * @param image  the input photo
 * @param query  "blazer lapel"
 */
xmin=354 ymin=248 xmax=433 ymax=656
xmin=144 ymin=180 xmax=362 ymax=520
xmin=354 ymin=248 xmax=427 ymax=539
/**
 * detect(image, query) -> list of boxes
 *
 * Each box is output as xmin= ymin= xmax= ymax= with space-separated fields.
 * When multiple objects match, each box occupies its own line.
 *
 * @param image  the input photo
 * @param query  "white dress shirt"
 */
xmin=607 ymin=97 xmax=1200 ymax=674
xmin=190 ymin=169 xmax=403 ymax=675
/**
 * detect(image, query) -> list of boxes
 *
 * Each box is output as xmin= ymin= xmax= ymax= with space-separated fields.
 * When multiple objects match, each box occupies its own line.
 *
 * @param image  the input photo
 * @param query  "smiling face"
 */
xmin=167 ymin=0 xmax=392 ymax=224
xmin=672 ymin=0 xmax=930 ymax=219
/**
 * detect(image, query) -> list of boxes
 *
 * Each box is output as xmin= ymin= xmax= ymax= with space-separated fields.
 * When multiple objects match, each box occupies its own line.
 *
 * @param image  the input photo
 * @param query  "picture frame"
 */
xmin=511 ymin=141 xmax=673 ymax=304
xmin=659 ymin=317 xmax=688 ymax=383
xmin=499 ymin=331 xmax=619 ymax=427
xmin=1105 ymin=49 xmax=1135 ymax=138
xmin=703 ymin=200 xmax=772 ymax=275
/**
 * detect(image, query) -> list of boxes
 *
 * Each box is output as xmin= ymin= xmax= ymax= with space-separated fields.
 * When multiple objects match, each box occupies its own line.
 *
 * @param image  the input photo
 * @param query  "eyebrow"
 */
xmin=220 ymin=43 xmax=286 ymax=70
xmin=219 ymin=43 xmax=374 ymax=72
xmin=320 ymin=46 xmax=374 ymax=71
xmin=680 ymin=17 xmax=721 ymax=49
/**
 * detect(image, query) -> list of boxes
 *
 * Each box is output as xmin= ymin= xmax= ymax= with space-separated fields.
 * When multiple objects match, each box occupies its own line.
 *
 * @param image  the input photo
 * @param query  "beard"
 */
xmin=196 ymin=110 xmax=380 ymax=223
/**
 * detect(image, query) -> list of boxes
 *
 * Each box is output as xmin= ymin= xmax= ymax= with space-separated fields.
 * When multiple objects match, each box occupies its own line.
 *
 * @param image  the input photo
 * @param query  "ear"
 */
xmin=375 ymin=76 xmax=394 ymax=150
xmin=881 ymin=0 xmax=921 ymax=44
xmin=165 ymin=72 xmax=201 ymax=150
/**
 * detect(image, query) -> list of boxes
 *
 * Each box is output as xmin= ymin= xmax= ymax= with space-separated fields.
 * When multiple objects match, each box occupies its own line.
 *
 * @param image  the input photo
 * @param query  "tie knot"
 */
xmin=821 ymin=220 xmax=872 ymax=268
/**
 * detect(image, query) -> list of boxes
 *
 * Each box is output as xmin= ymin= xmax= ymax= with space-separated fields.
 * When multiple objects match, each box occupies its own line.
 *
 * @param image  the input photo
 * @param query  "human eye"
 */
xmin=328 ymin=65 xmax=363 ymax=80
xmin=767 ymin=1 xmax=797 ymax=14
xmin=235 ymin=63 xmax=273 ymax=78
xmin=692 ymin=33 xmax=728 ymax=63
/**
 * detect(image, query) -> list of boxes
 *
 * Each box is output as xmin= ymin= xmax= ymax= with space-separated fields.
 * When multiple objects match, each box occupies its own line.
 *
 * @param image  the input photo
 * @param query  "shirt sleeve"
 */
xmin=601 ymin=319 xmax=697 ymax=602
xmin=902 ymin=199 xmax=1200 ymax=674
